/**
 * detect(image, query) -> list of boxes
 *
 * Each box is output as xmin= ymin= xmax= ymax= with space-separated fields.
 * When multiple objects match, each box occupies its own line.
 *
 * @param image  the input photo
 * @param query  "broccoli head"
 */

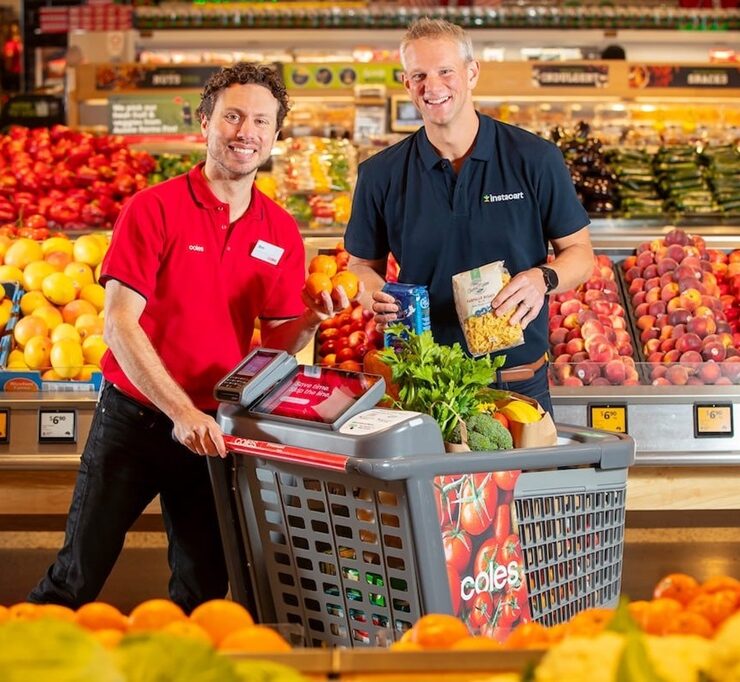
xmin=466 ymin=413 xmax=513 ymax=451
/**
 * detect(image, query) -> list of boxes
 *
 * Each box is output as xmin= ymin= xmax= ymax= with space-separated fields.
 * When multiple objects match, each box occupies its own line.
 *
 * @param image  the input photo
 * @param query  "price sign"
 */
xmin=588 ymin=404 xmax=627 ymax=434
xmin=694 ymin=403 xmax=733 ymax=438
xmin=38 ymin=410 xmax=77 ymax=444
xmin=0 ymin=409 xmax=9 ymax=443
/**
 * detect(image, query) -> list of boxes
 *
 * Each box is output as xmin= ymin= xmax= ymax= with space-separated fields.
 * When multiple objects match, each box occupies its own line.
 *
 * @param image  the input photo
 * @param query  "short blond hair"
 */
xmin=400 ymin=18 xmax=474 ymax=69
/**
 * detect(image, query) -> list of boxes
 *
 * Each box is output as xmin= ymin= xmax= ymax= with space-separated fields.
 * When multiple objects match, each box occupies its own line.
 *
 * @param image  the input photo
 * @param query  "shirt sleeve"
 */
xmin=99 ymin=190 xmax=166 ymax=299
xmin=536 ymin=142 xmax=590 ymax=240
xmin=344 ymin=160 xmax=390 ymax=260
xmin=260 ymin=217 xmax=306 ymax=319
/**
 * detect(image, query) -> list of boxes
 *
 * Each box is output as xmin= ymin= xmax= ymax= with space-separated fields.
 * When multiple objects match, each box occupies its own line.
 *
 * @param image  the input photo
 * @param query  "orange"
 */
xmin=41 ymin=236 xmax=73 ymax=257
xmin=4 ymin=238 xmax=43 ymax=269
xmin=22 ymin=261 xmax=56 ymax=292
xmin=450 ymin=635 xmax=502 ymax=650
xmin=188 ymin=599 xmax=254 ymax=646
xmin=218 ymin=625 xmax=292 ymax=653
xmin=45 ymin=251 xmax=73 ymax=272
xmin=305 ymin=272 xmax=332 ymax=301
xmin=92 ymin=629 xmax=124 ymax=649
xmin=62 ymin=299 xmax=97 ymax=325
xmin=641 ymin=598 xmax=683 ymax=635
xmin=75 ymin=602 xmax=129 ymax=632
xmin=73 ymin=235 xmax=104 ymax=267
xmin=32 ymin=304 xmax=64 ymax=331
xmin=0 ymin=298 xmax=12 ymax=328
xmin=700 ymin=576 xmax=740 ymax=596
xmin=308 ymin=254 xmax=338 ymax=278
xmin=50 ymin=338 xmax=84 ymax=379
xmin=686 ymin=590 xmax=738 ymax=627
xmin=128 ymin=599 xmax=186 ymax=632
xmin=51 ymin=323 xmax=81 ymax=344
xmin=503 ymin=621 xmax=550 ymax=649
xmin=41 ymin=272 xmax=77 ymax=306
xmin=38 ymin=604 xmax=76 ymax=622
xmin=628 ymin=600 xmax=651 ymax=630
xmin=20 ymin=290 xmax=50 ymax=316
xmin=82 ymin=334 xmax=107 ymax=367
xmin=0 ymin=605 xmax=8 ymax=623
xmin=564 ymin=608 xmax=614 ymax=637
xmin=162 ymin=620 xmax=213 ymax=645
xmin=7 ymin=602 xmax=42 ymax=621
xmin=407 ymin=614 xmax=469 ymax=650
xmin=389 ymin=640 xmax=423 ymax=651
xmin=23 ymin=335 xmax=52 ymax=370
xmin=331 ymin=271 xmax=359 ymax=300
xmin=0 ymin=264 xmax=24 ymax=283
xmin=662 ymin=611 xmax=714 ymax=638
xmin=653 ymin=573 xmax=700 ymax=606
xmin=14 ymin=315 xmax=49 ymax=347
xmin=79 ymin=283 xmax=105 ymax=312
xmin=64 ymin=262 xmax=95 ymax=292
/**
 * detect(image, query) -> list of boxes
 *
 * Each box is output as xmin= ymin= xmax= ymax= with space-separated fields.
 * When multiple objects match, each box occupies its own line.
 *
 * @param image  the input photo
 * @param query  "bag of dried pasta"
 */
xmin=452 ymin=261 xmax=525 ymax=357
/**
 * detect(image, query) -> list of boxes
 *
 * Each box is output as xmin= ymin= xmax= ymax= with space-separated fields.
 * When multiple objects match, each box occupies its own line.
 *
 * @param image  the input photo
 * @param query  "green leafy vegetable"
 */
xmin=378 ymin=326 xmax=505 ymax=441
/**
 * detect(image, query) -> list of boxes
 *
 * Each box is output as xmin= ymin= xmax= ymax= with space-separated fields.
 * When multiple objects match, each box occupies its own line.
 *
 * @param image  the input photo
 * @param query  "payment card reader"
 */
xmin=214 ymin=348 xmax=295 ymax=407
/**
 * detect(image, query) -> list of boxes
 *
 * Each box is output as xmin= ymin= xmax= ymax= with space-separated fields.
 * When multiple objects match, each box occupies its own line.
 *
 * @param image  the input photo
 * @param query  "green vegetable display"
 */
xmin=378 ymin=326 xmax=505 ymax=442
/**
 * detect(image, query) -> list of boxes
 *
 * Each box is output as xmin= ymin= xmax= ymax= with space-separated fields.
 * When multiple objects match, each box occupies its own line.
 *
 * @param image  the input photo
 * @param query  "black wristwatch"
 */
xmin=537 ymin=265 xmax=559 ymax=293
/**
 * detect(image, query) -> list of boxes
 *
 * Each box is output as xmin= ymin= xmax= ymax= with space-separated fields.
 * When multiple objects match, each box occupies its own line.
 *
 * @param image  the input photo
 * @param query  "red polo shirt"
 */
xmin=100 ymin=162 xmax=305 ymax=410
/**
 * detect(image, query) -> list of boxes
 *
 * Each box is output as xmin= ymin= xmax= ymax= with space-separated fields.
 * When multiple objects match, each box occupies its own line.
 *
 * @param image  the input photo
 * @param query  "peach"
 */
xmin=560 ymin=299 xmax=582 ymax=316
xmin=589 ymin=342 xmax=615 ymax=364
xmin=694 ymin=305 xmax=714 ymax=320
xmin=675 ymin=333 xmax=702 ymax=355
xmin=678 ymin=288 xmax=702 ymax=311
xmin=548 ymin=315 xmax=565 ymax=331
xmin=661 ymin=283 xmax=680 ymax=302
xmin=701 ymin=341 xmax=726 ymax=362
xmin=628 ymin=278 xmax=646 ymax=295
xmin=591 ymin=377 xmax=611 ymax=386
xmin=674 ymin=264 xmax=701 ymax=282
xmin=720 ymin=357 xmax=740 ymax=383
xmin=643 ymin=264 xmax=659 ymax=280
xmin=590 ymin=300 xmax=612 ymax=316
xmin=623 ymin=266 xmax=643 ymax=283
xmin=650 ymin=364 xmax=668 ymax=380
xmin=645 ymin=277 xmax=661 ymax=291
xmin=552 ymin=342 xmax=568 ymax=357
xmin=636 ymin=314 xmax=656 ymax=331
xmin=680 ymin=255 xmax=702 ymax=270
xmin=652 ymin=377 xmax=671 ymax=386
xmin=644 ymin=338 xmax=661 ymax=354
xmin=640 ymin=328 xmax=659 ymax=343
xmin=604 ymin=359 xmax=627 ymax=385
xmin=576 ymin=309 xmax=598 ymax=325
xmin=677 ymin=277 xmax=700 ymax=294
xmin=584 ymin=277 xmax=606 ymax=291
xmin=584 ymin=333 xmax=609 ymax=354
xmin=668 ymin=308 xmax=691 ymax=327
xmin=645 ymin=288 xmax=662 ymax=304
xmin=636 ymin=251 xmax=655 ymax=269
xmin=617 ymin=343 xmax=633 ymax=357
xmin=659 ymin=337 xmax=676 ymax=352
xmin=686 ymin=376 xmax=704 ymax=386
xmin=715 ymin=377 xmax=733 ymax=385
xmin=666 ymin=297 xmax=684 ymax=313
xmin=611 ymin=316 xmax=627 ymax=330
xmin=679 ymin=350 xmax=703 ymax=366
xmin=659 ymin=272 xmax=674 ymax=288
xmin=635 ymin=302 xmax=650 ymax=318
xmin=565 ymin=338 xmax=585 ymax=355
xmin=635 ymin=242 xmax=652 ymax=255
xmin=562 ymin=376 xmax=584 ymax=387
xmin=571 ymin=351 xmax=588 ymax=363
xmin=584 ymin=289 xmax=605 ymax=304
xmin=671 ymin=324 xmax=687 ymax=339
xmin=666 ymin=244 xmax=687 ymax=262
xmin=697 ymin=361 xmax=721 ymax=384
xmin=687 ymin=316 xmax=716 ymax=338
xmin=565 ymin=327 xmax=583 ymax=342
xmin=581 ymin=319 xmax=606 ymax=339
xmin=622 ymin=255 xmax=638 ymax=269
xmin=614 ymin=329 xmax=631 ymax=345
xmin=562 ymin=313 xmax=580 ymax=329
xmin=549 ymin=328 xmax=568 ymax=346
xmin=647 ymin=301 xmax=666 ymax=317
xmin=664 ymin=349 xmax=681 ymax=363
xmin=573 ymin=361 xmax=601 ymax=385
xmin=665 ymin=365 xmax=689 ymax=385
xmin=657 ymin=258 xmax=679 ymax=276
xmin=656 ymin=317 xmax=671 ymax=331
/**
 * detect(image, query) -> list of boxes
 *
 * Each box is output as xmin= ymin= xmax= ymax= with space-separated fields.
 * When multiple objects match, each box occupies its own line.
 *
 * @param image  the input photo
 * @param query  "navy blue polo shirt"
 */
xmin=345 ymin=113 xmax=589 ymax=368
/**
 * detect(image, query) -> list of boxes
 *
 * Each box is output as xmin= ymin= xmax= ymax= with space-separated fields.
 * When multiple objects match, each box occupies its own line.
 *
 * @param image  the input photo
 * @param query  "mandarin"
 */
xmin=564 ymin=607 xmax=615 ymax=637
xmin=504 ymin=621 xmax=550 ymax=649
xmin=641 ymin=598 xmax=683 ymax=635
xmin=188 ymin=599 xmax=254 ymax=646
xmin=308 ymin=254 xmax=338 ymax=278
xmin=653 ymin=573 xmax=700 ymax=606
xmin=662 ymin=611 xmax=714 ymax=638
xmin=700 ymin=576 xmax=740 ymax=596
xmin=0 ymin=605 xmax=8 ymax=623
xmin=218 ymin=625 xmax=292 ymax=653
xmin=128 ymin=599 xmax=186 ymax=632
xmin=75 ymin=602 xmax=129 ymax=632
xmin=162 ymin=620 xmax=213 ymax=645
xmin=92 ymin=629 xmax=125 ymax=649
xmin=38 ymin=604 xmax=76 ymax=622
xmin=331 ymin=271 xmax=359 ymax=300
xmin=7 ymin=602 xmax=41 ymax=621
xmin=305 ymin=272 xmax=333 ymax=301
xmin=450 ymin=635 xmax=502 ymax=651
xmin=687 ymin=590 xmax=738 ymax=627
xmin=389 ymin=640 xmax=423 ymax=651
xmin=407 ymin=613 xmax=469 ymax=650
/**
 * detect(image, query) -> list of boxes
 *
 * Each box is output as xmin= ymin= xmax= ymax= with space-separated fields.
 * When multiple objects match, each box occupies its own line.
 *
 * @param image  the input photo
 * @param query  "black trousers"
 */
xmin=28 ymin=383 xmax=228 ymax=612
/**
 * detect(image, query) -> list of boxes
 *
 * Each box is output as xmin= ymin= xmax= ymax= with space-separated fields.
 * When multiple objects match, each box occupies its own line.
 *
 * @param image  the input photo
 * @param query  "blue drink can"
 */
xmin=382 ymin=282 xmax=431 ymax=347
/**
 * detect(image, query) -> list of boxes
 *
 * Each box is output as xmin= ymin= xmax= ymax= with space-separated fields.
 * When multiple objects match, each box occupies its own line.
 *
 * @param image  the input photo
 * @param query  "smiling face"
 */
xmin=201 ymin=83 xmax=279 ymax=181
xmin=402 ymin=37 xmax=479 ymax=132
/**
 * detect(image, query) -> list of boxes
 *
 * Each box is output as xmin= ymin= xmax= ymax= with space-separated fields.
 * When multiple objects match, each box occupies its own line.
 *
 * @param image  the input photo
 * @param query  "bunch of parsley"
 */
xmin=377 ymin=326 xmax=505 ymax=442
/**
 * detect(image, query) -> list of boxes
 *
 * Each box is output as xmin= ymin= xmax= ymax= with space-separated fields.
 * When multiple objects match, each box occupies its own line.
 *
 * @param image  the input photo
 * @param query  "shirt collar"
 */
xmin=417 ymin=112 xmax=493 ymax=170
xmin=187 ymin=161 xmax=265 ymax=222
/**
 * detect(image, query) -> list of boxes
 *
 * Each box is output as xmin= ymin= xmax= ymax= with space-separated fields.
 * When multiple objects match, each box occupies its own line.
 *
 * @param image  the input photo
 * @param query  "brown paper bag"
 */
xmin=444 ymin=419 xmax=472 ymax=453
xmin=504 ymin=392 xmax=557 ymax=449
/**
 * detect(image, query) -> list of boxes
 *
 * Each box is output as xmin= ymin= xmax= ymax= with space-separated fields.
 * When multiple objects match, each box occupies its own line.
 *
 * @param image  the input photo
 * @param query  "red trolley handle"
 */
xmin=223 ymin=434 xmax=350 ymax=472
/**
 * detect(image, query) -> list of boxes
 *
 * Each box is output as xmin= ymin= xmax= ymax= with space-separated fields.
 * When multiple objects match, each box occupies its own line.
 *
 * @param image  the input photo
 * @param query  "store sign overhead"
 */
xmin=531 ymin=64 xmax=609 ymax=88
xmin=629 ymin=65 xmax=740 ymax=89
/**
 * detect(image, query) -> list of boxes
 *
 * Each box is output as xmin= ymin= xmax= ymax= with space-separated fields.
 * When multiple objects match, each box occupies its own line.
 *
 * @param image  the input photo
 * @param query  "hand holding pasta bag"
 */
xmin=452 ymin=261 xmax=525 ymax=357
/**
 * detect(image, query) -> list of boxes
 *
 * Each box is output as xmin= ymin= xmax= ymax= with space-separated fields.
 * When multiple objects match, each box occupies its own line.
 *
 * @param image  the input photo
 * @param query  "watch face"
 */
xmin=541 ymin=266 xmax=557 ymax=292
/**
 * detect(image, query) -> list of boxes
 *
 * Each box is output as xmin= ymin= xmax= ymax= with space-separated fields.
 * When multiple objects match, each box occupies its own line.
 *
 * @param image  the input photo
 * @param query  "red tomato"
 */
xmin=348 ymin=330 xmax=367 ymax=348
xmin=460 ymin=474 xmax=498 ymax=536
xmin=500 ymin=534 xmax=523 ymax=566
xmin=447 ymin=564 xmax=461 ymax=615
xmin=468 ymin=591 xmax=494 ymax=631
xmin=442 ymin=526 xmax=472 ymax=574
xmin=496 ymin=596 xmax=521 ymax=629
xmin=318 ymin=328 xmax=340 ymax=342
xmin=493 ymin=470 xmax=519 ymax=491
xmin=434 ymin=475 xmax=463 ymax=526
xmin=336 ymin=313 xmax=352 ymax=328
xmin=339 ymin=324 xmax=353 ymax=337
xmin=319 ymin=317 xmax=338 ymax=331
xmin=474 ymin=538 xmax=499 ymax=576
xmin=319 ymin=339 xmax=338 ymax=356
xmin=494 ymin=503 xmax=511 ymax=539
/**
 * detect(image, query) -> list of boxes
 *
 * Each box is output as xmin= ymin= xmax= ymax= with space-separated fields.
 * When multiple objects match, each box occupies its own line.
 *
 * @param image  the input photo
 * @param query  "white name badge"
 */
xmin=251 ymin=239 xmax=284 ymax=265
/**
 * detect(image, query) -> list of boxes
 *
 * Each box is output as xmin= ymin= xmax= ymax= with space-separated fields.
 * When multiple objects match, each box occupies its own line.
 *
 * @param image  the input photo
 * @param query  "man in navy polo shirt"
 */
xmin=29 ymin=64 xmax=350 ymax=612
xmin=346 ymin=18 xmax=593 ymax=414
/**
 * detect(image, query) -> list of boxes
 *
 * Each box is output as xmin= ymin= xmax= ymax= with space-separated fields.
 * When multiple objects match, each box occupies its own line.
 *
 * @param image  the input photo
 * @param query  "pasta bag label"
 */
xmin=452 ymin=261 xmax=525 ymax=357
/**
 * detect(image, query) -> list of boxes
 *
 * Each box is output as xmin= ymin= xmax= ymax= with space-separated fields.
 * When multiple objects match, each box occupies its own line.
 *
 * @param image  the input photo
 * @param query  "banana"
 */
xmin=499 ymin=399 xmax=541 ymax=424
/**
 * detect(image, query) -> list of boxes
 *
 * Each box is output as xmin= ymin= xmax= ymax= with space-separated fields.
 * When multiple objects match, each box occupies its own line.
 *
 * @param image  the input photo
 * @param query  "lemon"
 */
xmin=499 ymin=399 xmax=541 ymax=424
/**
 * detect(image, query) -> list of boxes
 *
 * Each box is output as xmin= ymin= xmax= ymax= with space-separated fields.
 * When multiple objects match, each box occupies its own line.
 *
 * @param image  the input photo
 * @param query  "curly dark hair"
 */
xmin=196 ymin=63 xmax=290 ymax=131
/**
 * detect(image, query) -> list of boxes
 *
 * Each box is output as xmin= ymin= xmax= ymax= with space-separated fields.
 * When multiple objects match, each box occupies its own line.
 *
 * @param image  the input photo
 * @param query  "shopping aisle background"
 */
xmin=1 ymin=511 xmax=739 ymax=613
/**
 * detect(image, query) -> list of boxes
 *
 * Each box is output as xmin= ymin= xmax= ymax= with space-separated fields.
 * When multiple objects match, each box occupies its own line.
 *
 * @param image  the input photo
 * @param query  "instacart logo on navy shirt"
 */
xmin=483 ymin=191 xmax=525 ymax=203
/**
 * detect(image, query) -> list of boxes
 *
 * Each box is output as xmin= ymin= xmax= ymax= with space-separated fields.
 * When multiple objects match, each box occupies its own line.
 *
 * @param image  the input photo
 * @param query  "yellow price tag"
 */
xmin=695 ymin=404 xmax=732 ymax=436
xmin=589 ymin=405 xmax=627 ymax=433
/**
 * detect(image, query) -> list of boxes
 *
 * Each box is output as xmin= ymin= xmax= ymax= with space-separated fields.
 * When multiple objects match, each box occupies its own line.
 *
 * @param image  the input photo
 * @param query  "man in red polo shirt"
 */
xmin=29 ymin=63 xmax=345 ymax=612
